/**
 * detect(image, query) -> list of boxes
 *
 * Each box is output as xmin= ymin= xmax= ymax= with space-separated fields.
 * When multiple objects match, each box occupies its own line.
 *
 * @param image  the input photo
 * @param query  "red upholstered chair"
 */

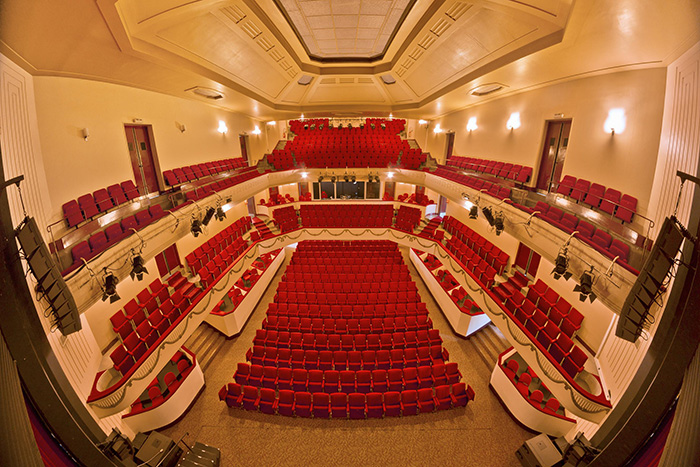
xmin=451 ymin=383 xmax=468 ymax=407
xmin=294 ymin=392 xmax=312 ymax=418
xmin=241 ymin=385 xmax=259 ymax=411
xmin=223 ymin=383 xmax=243 ymax=408
xmin=616 ymin=194 xmax=637 ymax=223
xmin=349 ymin=393 xmax=366 ymax=419
xmin=324 ymin=370 xmax=339 ymax=394
xmin=259 ymin=388 xmax=277 ymax=414
xmin=502 ymin=359 xmax=519 ymax=381
xmin=312 ymin=392 xmax=330 ymax=419
xmin=417 ymin=388 xmax=436 ymax=413
xmin=383 ymin=391 xmax=401 ymax=417
xmin=330 ymin=393 xmax=348 ymax=419
xmin=435 ymin=385 xmax=452 ymax=410
xmin=400 ymin=389 xmax=419 ymax=415
xmin=366 ymin=392 xmax=384 ymax=418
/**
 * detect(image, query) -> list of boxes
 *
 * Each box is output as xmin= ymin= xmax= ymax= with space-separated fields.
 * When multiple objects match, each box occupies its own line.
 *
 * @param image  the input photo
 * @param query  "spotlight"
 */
xmin=552 ymin=252 xmax=572 ymax=281
xmin=191 ymin=218 xmax=203 ymax=237
xmin=215 ymin=206 xmax=227 ymax=222
xmin=351 ymin=175 xmax=356 ymax=183
xmin=482 ymin=206 xmax=495 ymax=226
xmin=344 ymin=174 xmax=349 ymax=182
xmin=130 ymin=255 xmax=148 ymax=281
xmin=102 ymin=273 xmax=120 ymax=303
xmin=573 ymin=268 xmax=597 ymax=303
xmin=469 ymin=205 xmax=478 ymax=219
xmin=318 ymin=175 xmax=324 ymax=183
xmin=494 ymin=211 xmax=504 ymax=236
xmin=331 ymin=175 xmax=337 ymax=183
xmin=202 ymin=207 xmax=215 ymax=226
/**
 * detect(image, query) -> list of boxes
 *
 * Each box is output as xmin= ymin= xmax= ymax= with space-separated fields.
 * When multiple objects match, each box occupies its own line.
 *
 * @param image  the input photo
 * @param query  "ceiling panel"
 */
xmin=308 ymin=84 xmax=386 ymax=103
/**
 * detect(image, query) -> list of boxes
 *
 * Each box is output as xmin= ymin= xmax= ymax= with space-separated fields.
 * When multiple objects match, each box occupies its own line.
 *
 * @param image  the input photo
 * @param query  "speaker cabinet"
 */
xmin=16 ymin=217 xmax=81 ymax=336
xmin=616 ymin=217 xmax=684 ymax=343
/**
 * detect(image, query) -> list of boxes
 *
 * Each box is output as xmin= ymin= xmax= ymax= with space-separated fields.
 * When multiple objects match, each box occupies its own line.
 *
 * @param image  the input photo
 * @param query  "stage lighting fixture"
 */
xmin=216 ymin=206 xmax=227 ymax=222
xmin=482 ymin=206 xmax=495 ymax=226
xmin=573 ymin=268 xmax=597 ymax=303
xmin=552 ymin=252 xmax=572 ymax=281
xmin=102 ymin=273 xmax=120 ymax=303
xmin=318 ymin=175 xmax=324 ymax=183
xmin=469 ymin=205 xmax=478 ymax=219
xmin=351 ymin=175 xmax=356 ymax=183
xmin=130 ymin=255 xmax=148 ymax=281
xmin=191 ymin=218 xmax=203 ymax=237
xmin=494 ymin=212 xmax=505 ymax=236
xmin=202 ymin=207 xmax=215 ymax=226
xmin=344 ymin=174 xmax=349 ymax=182
xmin=331 ymin=175 xmax=337 ymax=183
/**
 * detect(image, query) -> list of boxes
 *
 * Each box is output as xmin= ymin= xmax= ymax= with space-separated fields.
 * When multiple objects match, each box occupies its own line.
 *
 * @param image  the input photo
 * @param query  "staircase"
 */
xmin=275 ymin=140 xmax=287 ymax=150
xmin=417 ymin=217 xmax=442 ymax=238
xmin=184 ymin=322 xmax=227 ymax=372
xmin=466 ymin=323 xmax=512 ymax=372
xmin=492 ymin=270 xmax=530 ymax=303
xmin=407 ymin=139 xmax=421 ymax=149
xmin=251 ymin=217 xmax=275 ymax=240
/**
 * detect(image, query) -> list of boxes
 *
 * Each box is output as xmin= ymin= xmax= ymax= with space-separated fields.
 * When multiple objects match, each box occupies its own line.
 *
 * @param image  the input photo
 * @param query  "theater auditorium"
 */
xmin=0 ymin=1 xmax=699 ymax=466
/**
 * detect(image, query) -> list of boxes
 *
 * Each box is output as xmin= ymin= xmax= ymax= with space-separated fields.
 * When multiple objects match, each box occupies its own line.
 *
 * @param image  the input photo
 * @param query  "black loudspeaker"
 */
xmin=616 ymin=217 xmax=684 ymax=343
xmin=16 ymin=217 xmax=81 ymax=336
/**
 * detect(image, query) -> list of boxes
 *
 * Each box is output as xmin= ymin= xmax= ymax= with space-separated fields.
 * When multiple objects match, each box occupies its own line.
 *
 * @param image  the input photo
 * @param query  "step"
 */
xmin=511 ymin=271 xmax=530 ymax=289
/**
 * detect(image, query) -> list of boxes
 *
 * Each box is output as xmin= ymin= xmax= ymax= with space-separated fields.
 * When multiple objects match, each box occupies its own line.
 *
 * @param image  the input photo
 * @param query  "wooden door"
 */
xmin=384 ymin=181 xmax=396 ymax=199
xmin=247 ymin=197 xmax=256 ymax=216
xmin=536 ymin=120 xmax=571 ymax=192
xmin=239 ymin=134 xmax=249 ymax=164
xmin=125 ymin=125 xmax=160 ymax=195
xmin=444 ymin=131 xmax=455 ymax=164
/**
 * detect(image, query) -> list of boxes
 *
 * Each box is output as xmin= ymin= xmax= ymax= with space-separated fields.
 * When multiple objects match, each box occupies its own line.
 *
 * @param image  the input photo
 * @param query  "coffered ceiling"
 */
xmin=1 ymin=0 xmax=699 ymax=121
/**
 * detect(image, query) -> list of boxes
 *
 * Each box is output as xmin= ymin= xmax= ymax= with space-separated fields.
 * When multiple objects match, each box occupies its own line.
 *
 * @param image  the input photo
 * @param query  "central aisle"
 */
xmin=161 ymin=244 xmax=533 ymax=466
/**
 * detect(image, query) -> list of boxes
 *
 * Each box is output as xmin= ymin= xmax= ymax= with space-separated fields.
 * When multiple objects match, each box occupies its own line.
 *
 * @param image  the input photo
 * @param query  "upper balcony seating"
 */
xmin=433 ymin=167 xmax=512 ymax=200
xmin=184 ymin=216 xmax=251 ymax=279
xmin=446 ymin=156 xmax=533 ymax=184
xmin=63 ymin=204 xmax=168 ymax=276
xmin=62 ymin=180 xmax=140 ymax=229
xmin=394 ymin=205 xmax=422 ymax=232
xmin=269 ymin=118 xmax=426 ymax=170
xmin=554 ymin=175 xmax=638 ymax=224
xmin=272 ymin=206 xmax=299 ymax=233
xmin=220 ymin=240 xmax=472 ymax=418
xmin=299 ymin=204 xmax=393 ymax=228
xmin=163 ymin=157 xmax=247 ymax=187
xmin=442 ymin=215 xmax=510 ymax=277
xmin=175 ymin=168 xmax=261 ymax=205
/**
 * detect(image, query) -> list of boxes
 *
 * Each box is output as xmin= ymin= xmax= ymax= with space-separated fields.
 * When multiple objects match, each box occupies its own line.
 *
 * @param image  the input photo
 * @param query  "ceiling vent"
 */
xmin=469 ymin=83 xmax=506 ymax=96
xmin=189 ymin=87 xmax=224 ymax=100
xmin=381 ymin=74 xmax=396 ymax=85
xmin=298 ymin=75 xmax=313 ymax=85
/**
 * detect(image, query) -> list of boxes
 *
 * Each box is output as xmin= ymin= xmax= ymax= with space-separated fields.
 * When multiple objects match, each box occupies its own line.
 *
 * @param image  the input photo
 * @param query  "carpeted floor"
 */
xmin=161 ymin=245 xmax=533 ymax=466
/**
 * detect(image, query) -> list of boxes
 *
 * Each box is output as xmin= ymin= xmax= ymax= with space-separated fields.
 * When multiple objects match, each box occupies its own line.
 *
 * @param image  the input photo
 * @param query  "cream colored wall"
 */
xmin=32 ymin=76 xmax=264 ymax=220
xmin=432 ymin=68 xmax=667 ymax=217
xmin=396 ymin=182 xmax=415 ymax=198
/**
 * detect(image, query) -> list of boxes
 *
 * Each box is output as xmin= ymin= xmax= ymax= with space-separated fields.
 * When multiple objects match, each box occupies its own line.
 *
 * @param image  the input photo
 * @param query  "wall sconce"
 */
xmin=177 ymin=122 xmax=186 ymax=133
xmin=300 ymin=172 xmax=308 ymax=179
xmin=433 ymin=123 xmax=443 ymax=134
xmin=386 ymin=172 xmax=394 ymax=179
xmin=252 ymin=125 xmax=261 ymax=135
xmin=506 ymin=112 xmax=521 ymax=130
xmin=267 ymin=121 xmax=276 ymax=126
xmin=604 ymin=108 xmax=626 ymax=135
xmin=217 ymin=120 xmax=228 ymax=134
xmin=300 ymin=114 xmax=305 ymax=121
xmin=418 ymin=119 xmax=428 ymax=125
xmin=466 ymin=117 xmax=478 ymax=132
xmin=81 ymin=128 xmax=90 ymax=141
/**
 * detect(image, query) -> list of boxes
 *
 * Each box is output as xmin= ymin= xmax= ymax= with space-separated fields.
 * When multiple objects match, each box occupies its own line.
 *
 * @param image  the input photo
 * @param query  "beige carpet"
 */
xmin=161 ymin=245 xmax=533 ymax=466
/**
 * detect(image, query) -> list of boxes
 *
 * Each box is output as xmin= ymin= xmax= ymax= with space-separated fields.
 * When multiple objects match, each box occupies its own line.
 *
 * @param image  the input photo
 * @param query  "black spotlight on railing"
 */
xmin=318 ymin=175 xmax=324 ymax=183
xmin=494 ymin=211 xmax=505 ymax=236
xmin=552 ymin=252 xmax=572 ymax=281
xmin=344 ymin=174 xmax=349 ymax=182
xmin=482 ymin=206 xmax=495 ymax=226
xmin=331 ymin=175 xmax=337 ymax=183
xmin=202 ymin=207 xmax=215 ymax=226
xmin=469 ymin=205 xmax=478 ymax=219
xmin=102 ymin=271 xmax=120 ymax=303
xmin=351 ymin=175 xmax=356 ymax=183
xmin=574 ymin=267 xmax=597 ymax=303
xmin=216 ymin=206 xmax=227 ymax=222
xmin=130 ymin=254 xmax=148 ymax=281
xmin=191 ymin=217 xmax=203 ymax=237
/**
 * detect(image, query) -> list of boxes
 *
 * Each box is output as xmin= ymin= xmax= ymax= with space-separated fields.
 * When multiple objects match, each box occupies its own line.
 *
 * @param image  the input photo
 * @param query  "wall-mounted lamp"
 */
xmin=604 ymin=108 xmax=626 ymax=135
xmin=300 ymin=171 xmax=308 ymax=179
xmin=217 ymin=120 xmax=228 ymax=134
xmin=81 ymin=128 xmax=90 ymax=141
xmin=177 ymin=122 xmax=186 ymax=133
xmin=132 ymin=118 xmax=143 ymax=123
xmin=466 ymin=117 xmax=478 ymax=132
xmin=389 ymin=113 xmax=393 ymax=120
xmin=252 ymin=125 xmax=261 ymax=135
xmin=300 ymin=113 xmax=305 ymax=121
xmin=418 ymin=119 xmax=428 ymax=125
xmin=387 ymin=172 xmax=394 ymax=179
xmin=433 ymin=123 xmax=443 ymax=134
xmin=267 ymin=121 xmax=276 ymax=126
xmin=506 ymin=112 xmax=521 ymax=130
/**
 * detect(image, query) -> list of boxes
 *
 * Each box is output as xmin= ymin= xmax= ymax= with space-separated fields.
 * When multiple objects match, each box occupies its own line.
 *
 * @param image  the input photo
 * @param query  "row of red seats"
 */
xmin=277 ymin=280 xmax=417 ymax=294
xmin=124 ymin=352 xmax=193 ymax=417
xmin=295 ymin=239 xmax=396 ymax=250
xmin=299 ymin=204 xmax=394 ymax=228
xmin=443 ymin=215 xmax=509 ymax=275
xmin=434 ymin=167 xmax=512 ymax=200
xmin=266 ymin=301 xmax=429 ymax=318
xmin=185 ymin=216 xmax=251 ymax=276
xmin=283 ymin=263 xmax=407 ymax=275
xmin=557 ymin=175 xmax=637 ymax=224
xmin=274 ymin=290 xmax=421 ymax=305
xmin=449 ymin=286 xmax=482 ymax=315
xmin=219 ymin=383 xmax=473 ymax=418
xmin=64 ymin=204 xmax=167 ymax=276
xmin=180 ymin=169 xmax=261 ymax=207
xmin=272 ymin=206 xmax=298 ymax=233
xmin=259 ymin=316 xmax=433 ymax=339
xmin=446 ymin=156 xmax=533 ymax=184
xmin=261 ymin=192 xmax=296 ymax=207
xmin=62 ymin=180 xmax=140 ymax=228
xmin=254 ymin=328 xmax=438 ymax=350
xmin=246 ymin=345 xmax=448 ymax=372
xmin=283 ymin=271 xmax=411 ymax=284
xmin=394 ymin=205 xmax=421 ymax=232
xmin=441 ymin=237 xmax=498 ymax=290
xmin=234 ymin=364 xmax=461 ymax=393
xmin=396 ymin=192 xmax=435 ymax=206
xmin=528 ymin=201 xmax=634 ymax=270
xmin=501 ymin=358 xmax=568 ymax=419
xmin=163 ymin=157 xmax=247 ymax=187
xmin=197 ymin=238 xmax=250 ymax=289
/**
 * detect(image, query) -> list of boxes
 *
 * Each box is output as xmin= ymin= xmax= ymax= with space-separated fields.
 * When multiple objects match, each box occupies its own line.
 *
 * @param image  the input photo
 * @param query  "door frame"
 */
xmin=123 ymin=124 xmax=164 ymax=195
xmin=535 ymin=118 xmax=572 ymax=193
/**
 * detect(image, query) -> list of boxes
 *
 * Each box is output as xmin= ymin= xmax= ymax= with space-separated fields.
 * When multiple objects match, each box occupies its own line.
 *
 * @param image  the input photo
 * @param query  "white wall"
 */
xmin=32 ymin=76 xmax=266 ymax=223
